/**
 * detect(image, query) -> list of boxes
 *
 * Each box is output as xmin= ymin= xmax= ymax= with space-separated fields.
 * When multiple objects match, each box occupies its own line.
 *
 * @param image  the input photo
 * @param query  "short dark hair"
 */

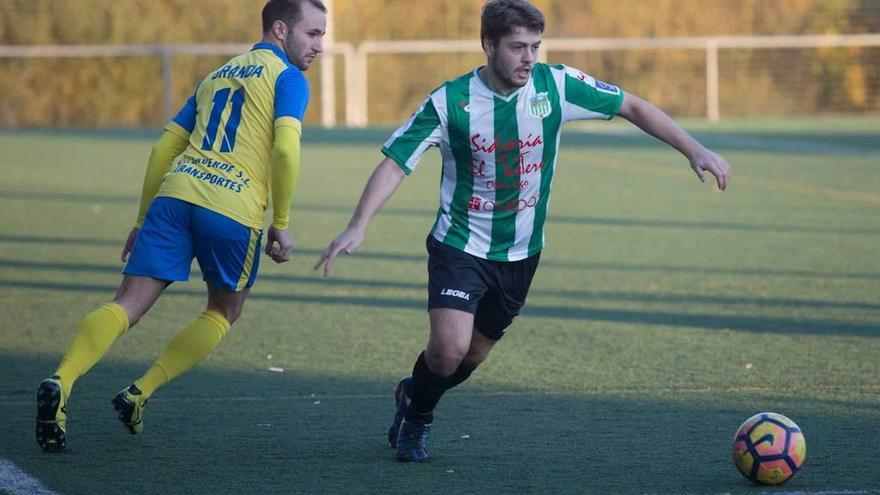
xmin=481 ymin=0 xmax=545 ymax=45
xmin=262 ymin=0 xmax=327 ymax=33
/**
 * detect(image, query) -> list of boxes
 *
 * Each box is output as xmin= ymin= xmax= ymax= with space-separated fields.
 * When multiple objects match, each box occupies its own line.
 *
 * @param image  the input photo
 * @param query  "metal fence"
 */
xmin=2 ymin=33 xmax=879 ymax=128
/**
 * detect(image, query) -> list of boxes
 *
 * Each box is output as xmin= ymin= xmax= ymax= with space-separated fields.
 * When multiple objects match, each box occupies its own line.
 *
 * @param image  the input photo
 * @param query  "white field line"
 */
xmin=0 ymin=458 xmax=59 ymax=495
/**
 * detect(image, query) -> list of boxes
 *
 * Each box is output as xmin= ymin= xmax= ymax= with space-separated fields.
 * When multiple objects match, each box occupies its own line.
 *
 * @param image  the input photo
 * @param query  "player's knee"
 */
xmin=425 ymin=346 xmax=467 ymax=377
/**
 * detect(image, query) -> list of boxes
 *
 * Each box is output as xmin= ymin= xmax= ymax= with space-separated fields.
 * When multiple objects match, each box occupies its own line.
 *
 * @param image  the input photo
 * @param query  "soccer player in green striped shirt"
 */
xmin=315 ymin=0 xmax=731 ymax=462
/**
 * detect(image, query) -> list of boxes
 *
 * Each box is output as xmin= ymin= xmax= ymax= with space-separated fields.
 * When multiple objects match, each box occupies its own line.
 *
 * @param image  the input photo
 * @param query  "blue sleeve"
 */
xmin=274 ymin=67 xmax=310 ymax=121
xmin=171 ymin=91 xmax=198 ymax=133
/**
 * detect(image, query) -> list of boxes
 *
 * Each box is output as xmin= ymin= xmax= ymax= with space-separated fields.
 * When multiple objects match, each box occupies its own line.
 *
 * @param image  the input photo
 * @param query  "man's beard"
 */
xmin=489 ymin=58 xmax=527 ymax=90
xmin=283 ymin=41 xmax=309 ymax=71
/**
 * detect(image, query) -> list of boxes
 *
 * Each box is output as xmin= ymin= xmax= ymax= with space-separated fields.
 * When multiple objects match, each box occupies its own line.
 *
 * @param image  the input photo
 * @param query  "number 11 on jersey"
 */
xmin=201 ymin=87 xmax=245 ymax=153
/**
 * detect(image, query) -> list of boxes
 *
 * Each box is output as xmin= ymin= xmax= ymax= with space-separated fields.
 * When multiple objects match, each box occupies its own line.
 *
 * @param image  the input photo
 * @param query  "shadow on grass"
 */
xmin=1 ymin=351 xmax=877 ymax=494
xmin=3 ymin=190 xmax=880 ymax=237
xmin=3 ymin=259 xmax=880 ymax=313
xmin=1 ymin=235 xmax=879 ymax=281
xmin=0 ymin=267 xmax=878 ymax=337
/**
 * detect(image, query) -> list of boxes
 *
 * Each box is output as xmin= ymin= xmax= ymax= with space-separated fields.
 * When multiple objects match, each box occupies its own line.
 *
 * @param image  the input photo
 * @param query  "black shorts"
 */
xmin=426 ymin=235 xmax=540 ymax=340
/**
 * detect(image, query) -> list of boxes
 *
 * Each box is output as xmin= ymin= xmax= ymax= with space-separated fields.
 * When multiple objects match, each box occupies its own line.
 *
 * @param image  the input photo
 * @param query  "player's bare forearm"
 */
xmin=617 ymin=93 xmax=703 ymax=159
xmin=314 ymin=157 xmax=406 ymax=277
xmin=347 ymin=157 xmax=406 ymax=232
xmin=617 ymin=93 xmax=731 ymax=190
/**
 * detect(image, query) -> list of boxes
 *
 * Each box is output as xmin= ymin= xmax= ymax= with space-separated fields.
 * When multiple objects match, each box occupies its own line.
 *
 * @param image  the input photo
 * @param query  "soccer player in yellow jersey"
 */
xmin=35 ymin=0 xmax=327 ymax=452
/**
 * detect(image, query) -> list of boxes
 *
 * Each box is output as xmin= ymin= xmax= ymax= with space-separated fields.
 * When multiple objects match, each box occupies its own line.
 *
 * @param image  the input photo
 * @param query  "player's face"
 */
xmin=284 ymin=2 xmax=327 ymax=71
xmin=484 ymin=27 xmax=542 ymax=92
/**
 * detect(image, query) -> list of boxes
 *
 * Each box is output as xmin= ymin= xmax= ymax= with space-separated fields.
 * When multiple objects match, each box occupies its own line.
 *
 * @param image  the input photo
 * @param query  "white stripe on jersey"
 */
xmin=509 ymin=84 xmax=545 ymax=261
xmin=408 ymin=129 xmax=443 ymax=171
xmin=432 ymin=87 xmax=457 ymax=241
xmin=383 ymin=94 xmax=443 ymax=172
xmin=463 ymin=75 xmax=496 ymax=256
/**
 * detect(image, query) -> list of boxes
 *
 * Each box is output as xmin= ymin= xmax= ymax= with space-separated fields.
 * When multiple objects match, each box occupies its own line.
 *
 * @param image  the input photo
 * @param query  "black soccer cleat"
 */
xmin=396 ymin=417 xmax=431 ymax=462
xmin=35 ymin=376 xmax=67 ymax=452
xmin=388 ymin=376 xmax=412 ymax=448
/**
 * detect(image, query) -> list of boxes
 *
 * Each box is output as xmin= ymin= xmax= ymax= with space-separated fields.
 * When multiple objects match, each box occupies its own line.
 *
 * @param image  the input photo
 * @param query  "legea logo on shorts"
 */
xmin=440 ymin=288 xmax=471 ymax=300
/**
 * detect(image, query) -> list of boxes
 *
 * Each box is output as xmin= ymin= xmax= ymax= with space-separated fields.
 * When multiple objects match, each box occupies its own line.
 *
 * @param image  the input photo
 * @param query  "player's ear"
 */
xmin=482 ymin=36 xmax=495 ymax=57
xmin=271 ymin=19 xmax=289 ymax=41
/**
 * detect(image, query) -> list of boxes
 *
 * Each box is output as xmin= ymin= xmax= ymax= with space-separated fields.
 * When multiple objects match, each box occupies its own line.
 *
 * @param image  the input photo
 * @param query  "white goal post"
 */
xmin=348 ymin=34 xmax=880 ymax=126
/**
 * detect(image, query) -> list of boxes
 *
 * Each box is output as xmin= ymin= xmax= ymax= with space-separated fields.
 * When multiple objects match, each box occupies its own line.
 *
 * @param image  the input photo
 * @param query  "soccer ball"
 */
xmin=732 ymin=412 xmax=806 ymax=485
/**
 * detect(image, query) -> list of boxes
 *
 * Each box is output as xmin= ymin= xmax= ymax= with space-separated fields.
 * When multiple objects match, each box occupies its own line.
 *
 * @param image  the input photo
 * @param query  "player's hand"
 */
xmin=265 ymin=226 xmax=293 ymax=263
xmin=121 ymin=227 xmax=140 ymax=263
xmin=313 ymin=227 xmax=365 ymax=278
xmin=689 ymin=147 xmax=731 ymax=191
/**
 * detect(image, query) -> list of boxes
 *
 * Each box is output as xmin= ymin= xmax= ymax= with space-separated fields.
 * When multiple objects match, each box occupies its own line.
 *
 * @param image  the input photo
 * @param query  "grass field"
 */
xmin=1 ymin=117 xmax=879 ymax=494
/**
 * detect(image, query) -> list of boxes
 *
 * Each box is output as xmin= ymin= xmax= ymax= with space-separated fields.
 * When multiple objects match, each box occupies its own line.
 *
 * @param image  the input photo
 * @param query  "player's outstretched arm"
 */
xmin=617 ymin=93 xmax=731 ymax=191
xmin=314 ymin=157 xmax=406 ymax=277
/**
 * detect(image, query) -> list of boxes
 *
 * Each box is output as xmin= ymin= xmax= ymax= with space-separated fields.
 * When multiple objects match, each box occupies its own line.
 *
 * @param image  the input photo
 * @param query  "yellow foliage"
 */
xmin=845 ymin=63 xmax=867 ymax=106
xmin=0 ymin=0 xmax=877 ymax=126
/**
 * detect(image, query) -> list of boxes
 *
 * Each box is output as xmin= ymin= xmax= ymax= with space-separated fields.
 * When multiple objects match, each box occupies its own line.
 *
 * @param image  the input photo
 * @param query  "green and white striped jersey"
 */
xmin=382 ymin=63 xmax=624 ymax=261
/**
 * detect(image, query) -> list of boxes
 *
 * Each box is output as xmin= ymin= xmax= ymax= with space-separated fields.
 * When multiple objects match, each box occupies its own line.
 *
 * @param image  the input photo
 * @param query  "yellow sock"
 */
xmin=135 ymin=310 xmax=230 ymax=399
xmin=54 ymin=303 xmax=130 ymax=398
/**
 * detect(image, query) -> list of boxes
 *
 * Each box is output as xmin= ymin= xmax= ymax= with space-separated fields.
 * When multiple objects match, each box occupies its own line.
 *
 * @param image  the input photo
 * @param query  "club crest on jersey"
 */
xmin=594 ymin=80 xmax=620 ymax=95
xmin=528 ymin=92 xmax=552 ymax=119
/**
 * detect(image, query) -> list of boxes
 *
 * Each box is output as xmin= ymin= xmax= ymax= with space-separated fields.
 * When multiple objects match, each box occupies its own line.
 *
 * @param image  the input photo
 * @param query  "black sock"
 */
xmin=406 ymin=352 xmax=478 ymax=423
xmin=448 ymin=360 xmax=476 ymax=388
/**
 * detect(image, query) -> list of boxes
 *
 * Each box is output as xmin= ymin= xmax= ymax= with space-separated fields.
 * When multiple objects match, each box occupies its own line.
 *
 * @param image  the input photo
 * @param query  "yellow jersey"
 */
xmin=157 ymin=42 xmax=309 ymax=229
